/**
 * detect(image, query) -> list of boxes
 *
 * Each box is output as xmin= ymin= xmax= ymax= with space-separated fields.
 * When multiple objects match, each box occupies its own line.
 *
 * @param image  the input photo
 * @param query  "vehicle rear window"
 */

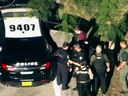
xmin=2 ymin=11 xmax=37 ymax=17
xmin=3 ymin=37 xmax=48 ymax=54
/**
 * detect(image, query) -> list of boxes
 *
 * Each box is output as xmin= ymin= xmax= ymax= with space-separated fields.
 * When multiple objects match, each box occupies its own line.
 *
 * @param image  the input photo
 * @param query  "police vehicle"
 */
xmin=0 ymin=6 xmax=56 ymax=87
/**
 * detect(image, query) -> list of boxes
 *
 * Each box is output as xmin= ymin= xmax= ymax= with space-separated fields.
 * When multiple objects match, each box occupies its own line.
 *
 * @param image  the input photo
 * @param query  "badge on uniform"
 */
xmin=67 ymin=55 xmax=69 ymax=59
xmin=79 ymin=56 xmax=83 ymax=60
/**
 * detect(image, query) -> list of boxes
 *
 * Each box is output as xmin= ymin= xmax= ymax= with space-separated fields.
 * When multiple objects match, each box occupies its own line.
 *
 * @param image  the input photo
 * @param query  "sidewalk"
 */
xmin=50 ymin=30 xmax=78 ymax=96
xmin=60 ymin=77 xmax=78 ymax=96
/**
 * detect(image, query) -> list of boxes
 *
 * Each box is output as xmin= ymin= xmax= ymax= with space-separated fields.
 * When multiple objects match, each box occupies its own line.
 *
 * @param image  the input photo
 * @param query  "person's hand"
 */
xmin=84 ymin=41 xmax=88 ymax=44
xmin=68 ymin=60 xmax=73 ymax=64
xmin=68 ymin=68 xmax=72 ymax=72
xmin=116 ymin=66 xmax=120 ymax=71
xmin=106 ymin=67 xmax=110 ymax=72
xmin=0 ymin=46 xmax=2 ymax=52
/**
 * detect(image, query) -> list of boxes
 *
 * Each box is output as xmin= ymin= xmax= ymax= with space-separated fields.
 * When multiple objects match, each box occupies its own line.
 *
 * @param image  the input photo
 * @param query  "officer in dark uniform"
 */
xmin=90 ymin=45 xmax=110 ymax=96
xmin=116 ymin=40 xmax=128 ymax=95
xmin=69 ymin=60 xmax=94 ymax=96
xmin=71 ymin=42 xmax=87 ymax=90
xmin=54 ymin=42 xmax=69 ymax=90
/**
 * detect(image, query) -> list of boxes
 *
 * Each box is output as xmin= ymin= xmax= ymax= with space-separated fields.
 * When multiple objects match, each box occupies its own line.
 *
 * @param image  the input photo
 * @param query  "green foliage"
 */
xmin=56 ymin=0 xmax=128 ymax=42
xmin=27 ymin=0 xmax=55 ymax=21
xmin=27 ymin=0 xmax=128 ymax=42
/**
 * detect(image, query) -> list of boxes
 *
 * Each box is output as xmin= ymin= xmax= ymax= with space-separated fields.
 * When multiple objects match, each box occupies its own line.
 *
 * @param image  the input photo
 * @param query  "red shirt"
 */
xmin=78 ymin=31 xmax=86 ymax=41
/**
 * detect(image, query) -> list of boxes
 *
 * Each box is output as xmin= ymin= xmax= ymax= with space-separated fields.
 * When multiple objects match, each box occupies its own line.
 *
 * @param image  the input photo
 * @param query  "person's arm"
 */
xmin=116 ymin=62 xmax=126 ymax=71
xmin=103 ymin=54 xmax=110 ymax=72
xmin=68 ymin=60 xmax=81 ymax=67
xmin=89 ymin=55 xmax=95 ymax=66
xmin=88 ymin=68 xmax=93 ymax=80
xmin=116 ymin=52 xmax=128 ymax=71
xmin=106 ymin=62 xmax=110 ymax=72
xmin=108 ymin=41 xmax=112 ymax=49
xmin=75 ymin=67 xmax=79 ymax=73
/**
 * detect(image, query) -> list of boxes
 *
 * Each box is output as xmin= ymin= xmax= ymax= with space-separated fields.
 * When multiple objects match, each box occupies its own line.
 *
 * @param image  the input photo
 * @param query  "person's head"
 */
xmin=73 ymin=42 xmax=81 ymax=52
xmin=62 ymin=42 xmax=69 ymax=50
xmin=81 ymin=61 xmax=87 ymax=67
xmin=95 ymin=45 xmax=102 ymax=53
xmin=74 ymin=27 xmax=81 ymax=34
xmin=120 ymin=40 xmax=127 ymax=49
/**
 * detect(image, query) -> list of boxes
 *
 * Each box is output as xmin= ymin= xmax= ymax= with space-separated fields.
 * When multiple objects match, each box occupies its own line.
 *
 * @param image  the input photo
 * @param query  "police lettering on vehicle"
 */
xmin=16 ymin=62 xmax=38 ymax=66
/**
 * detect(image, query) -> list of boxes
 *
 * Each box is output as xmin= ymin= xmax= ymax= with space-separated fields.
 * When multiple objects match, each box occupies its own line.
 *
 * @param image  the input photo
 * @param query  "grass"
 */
xmin=97 ymin=69 xmax=128 ymax=96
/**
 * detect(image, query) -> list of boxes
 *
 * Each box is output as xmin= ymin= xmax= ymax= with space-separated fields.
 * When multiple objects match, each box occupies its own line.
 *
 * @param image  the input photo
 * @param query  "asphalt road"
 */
xmin=0 ymin=30 xmax=78 ymax=96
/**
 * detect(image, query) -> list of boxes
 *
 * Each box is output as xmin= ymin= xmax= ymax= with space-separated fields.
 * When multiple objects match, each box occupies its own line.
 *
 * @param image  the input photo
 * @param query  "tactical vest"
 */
xmin=76 ymin=67 xmax=90 ymax=81
xmin=93 ymin=54 xmax=106 ymax=69
xmin=118 ymin=47 xmax=128 ymax=62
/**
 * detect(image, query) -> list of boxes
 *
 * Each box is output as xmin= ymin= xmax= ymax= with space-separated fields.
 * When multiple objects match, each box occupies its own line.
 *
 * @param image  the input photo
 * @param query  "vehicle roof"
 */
xmin=1 ymin=8 xmax=32 ymax=14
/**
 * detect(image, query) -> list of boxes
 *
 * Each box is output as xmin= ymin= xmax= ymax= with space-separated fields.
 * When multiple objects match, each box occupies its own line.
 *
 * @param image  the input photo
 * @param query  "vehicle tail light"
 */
xmin=1 ymin=63 xmax=15 ymax=72
xmin=40 ymin=62 xmax=50 ymax=70
xmin=40 ymin=79 xmax=46 ymax=82
xmin=45 ymin=62 xmax=50 ymax=70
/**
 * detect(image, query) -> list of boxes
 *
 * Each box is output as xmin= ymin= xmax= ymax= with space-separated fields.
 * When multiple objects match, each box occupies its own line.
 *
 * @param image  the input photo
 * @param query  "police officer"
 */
xmin=72 ymin=61 xmax=94 ymax=96
xmin=54 ymin=42 xmax=69 ymax=90
xmin=105 ymin=40 xmax=115 ymax=91
xmin=116 ymin=40 xmax=128 ymax=95
xmin=90 ymin=45 xmax=110 ymax=96
xmin=71 ymin=42 xmax=87 ymax=90
xmin=74 ymin=27 xmax=89 ymax=63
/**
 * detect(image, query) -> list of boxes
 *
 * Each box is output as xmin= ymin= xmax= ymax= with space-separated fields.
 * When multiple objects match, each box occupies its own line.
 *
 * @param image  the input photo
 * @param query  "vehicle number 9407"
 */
xmin=10 ymin=24 xmax=35 ymax=32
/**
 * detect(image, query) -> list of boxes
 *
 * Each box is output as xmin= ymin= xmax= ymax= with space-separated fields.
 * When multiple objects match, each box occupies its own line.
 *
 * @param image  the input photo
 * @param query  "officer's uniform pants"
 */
xmin=77 ymin=80 xmax=93 ymax=96
xmin=57 ymin=62 xmax=69 ymax=89
xmin=119 ymin=64 xmax=128 ymax=92
xmin=93 ymin=67 xmax=107 ymax=95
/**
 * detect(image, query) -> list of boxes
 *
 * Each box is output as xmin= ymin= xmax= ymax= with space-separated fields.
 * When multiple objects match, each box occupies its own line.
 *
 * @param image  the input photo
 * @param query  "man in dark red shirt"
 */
xmin=74 ymin=27 xmax=88 ymax=44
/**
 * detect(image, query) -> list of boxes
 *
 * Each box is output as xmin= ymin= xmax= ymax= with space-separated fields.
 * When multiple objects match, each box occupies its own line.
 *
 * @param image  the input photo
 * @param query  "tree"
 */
xmin=27 ymin=0 xmax=55 ymax=21
xmin=27 ymin=0 xmax=128 ymax=43
xmin=57 ymin=0 xmax=128 ymax=42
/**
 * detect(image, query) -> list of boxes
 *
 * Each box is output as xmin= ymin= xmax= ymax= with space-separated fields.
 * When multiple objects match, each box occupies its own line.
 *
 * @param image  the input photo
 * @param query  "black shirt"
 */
xmin=54 ymin=48 xmax=68 ymax=65
xmin=72 ymin=49 xmax=86 ymax=63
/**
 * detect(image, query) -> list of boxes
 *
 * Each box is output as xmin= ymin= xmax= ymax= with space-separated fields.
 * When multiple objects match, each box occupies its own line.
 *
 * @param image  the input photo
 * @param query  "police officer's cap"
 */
xmin=63 ymin=42 xmax=69 ymax=47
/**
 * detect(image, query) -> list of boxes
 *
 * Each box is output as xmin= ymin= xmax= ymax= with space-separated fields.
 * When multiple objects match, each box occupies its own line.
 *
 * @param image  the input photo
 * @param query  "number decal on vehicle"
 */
xmin=9 ymin=24 xmax=35 ymax=32
xmin=17 ymin=24 xmax=23 ymax=31
xmin=24 ymin=24 xmax=29 ymax=31
xmin=10 ymin=25 xmax=15 ymax=32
